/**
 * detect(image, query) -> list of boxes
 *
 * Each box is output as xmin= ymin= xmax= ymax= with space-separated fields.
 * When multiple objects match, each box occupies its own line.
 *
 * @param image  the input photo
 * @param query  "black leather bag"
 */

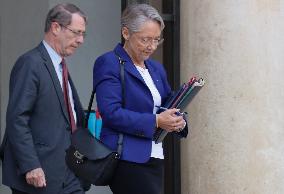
xmin=65 ymin=127 xmax=123 ymax=185
xmin=66 ymin=52 xmax=125 ymax=186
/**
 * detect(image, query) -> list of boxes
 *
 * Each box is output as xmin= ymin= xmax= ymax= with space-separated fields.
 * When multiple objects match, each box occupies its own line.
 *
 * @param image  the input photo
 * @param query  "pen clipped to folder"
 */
xmin=155 ymin=106 xmax=188 ymax=116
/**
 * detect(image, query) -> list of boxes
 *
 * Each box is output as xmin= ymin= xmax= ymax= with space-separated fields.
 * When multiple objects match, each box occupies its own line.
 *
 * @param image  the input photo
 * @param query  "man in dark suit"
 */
xmin=1 ymin=3 xmax=87 ymax=194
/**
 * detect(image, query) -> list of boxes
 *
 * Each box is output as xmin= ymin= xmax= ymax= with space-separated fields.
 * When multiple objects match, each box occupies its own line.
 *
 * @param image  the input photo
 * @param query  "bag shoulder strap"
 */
xmin=85 ymin=90 xmax=95 ymax=128
xmin=87 ymin=51 xmax=125 ymax=156
xmin=114 ymin=51 xmax=125 ymax=156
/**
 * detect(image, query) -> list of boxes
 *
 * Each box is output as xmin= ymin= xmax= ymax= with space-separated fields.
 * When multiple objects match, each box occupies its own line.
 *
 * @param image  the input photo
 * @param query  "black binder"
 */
xmin=153 ymin=77 xmax=205 ymax=143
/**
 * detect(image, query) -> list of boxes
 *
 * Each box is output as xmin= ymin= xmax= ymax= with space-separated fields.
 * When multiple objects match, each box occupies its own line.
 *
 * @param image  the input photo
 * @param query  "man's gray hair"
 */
xmin=121 ymin=4 xmax=165 ymax=33
xmin=44 ymin=3 xmax=87 ymax=32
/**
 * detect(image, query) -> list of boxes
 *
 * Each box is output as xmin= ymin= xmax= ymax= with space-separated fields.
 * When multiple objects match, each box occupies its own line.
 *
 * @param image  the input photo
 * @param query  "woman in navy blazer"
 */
xmin=93 ymin=4 xmax=188 ymax=194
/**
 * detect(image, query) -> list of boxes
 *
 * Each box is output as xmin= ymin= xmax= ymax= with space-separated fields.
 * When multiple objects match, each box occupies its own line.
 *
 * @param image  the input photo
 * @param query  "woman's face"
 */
xmin=123 ymin=20 xmax=162 ymax=64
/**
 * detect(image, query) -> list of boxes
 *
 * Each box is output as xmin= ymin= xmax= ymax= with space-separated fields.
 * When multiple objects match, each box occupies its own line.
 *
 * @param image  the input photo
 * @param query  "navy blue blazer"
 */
xmin=2 ymin=43 xmax=85 ymax=194
xmin=93 ymin=44 xmax=173 ymax=163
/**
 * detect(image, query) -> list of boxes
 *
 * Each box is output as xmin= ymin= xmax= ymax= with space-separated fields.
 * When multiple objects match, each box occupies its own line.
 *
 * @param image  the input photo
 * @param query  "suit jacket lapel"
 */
xmin=145 ymin=61 xmax=164 ymax=95
xmin=124 ymin=61 xmax=145 ymax=83
xmin=114 ymin=44 xmax=145 ymax=84
xmin=37 ymin=43 xmax=70 ymax=123
xmin=114 ymin=43 xmax=164 ymax=95
xmin=124 ymin=59 xmax=166 ymax=101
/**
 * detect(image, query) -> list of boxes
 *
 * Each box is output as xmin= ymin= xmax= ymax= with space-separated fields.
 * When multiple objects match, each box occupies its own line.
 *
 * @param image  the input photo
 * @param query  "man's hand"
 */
xmin=25 ymin=168 xmax=47 ymax=188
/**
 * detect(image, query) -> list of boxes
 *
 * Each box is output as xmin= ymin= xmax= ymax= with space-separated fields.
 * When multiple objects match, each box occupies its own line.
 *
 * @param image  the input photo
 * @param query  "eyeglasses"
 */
xmin=61 ymin=25 xmax=86 ymax=38
xmin=137 ymin=36 xmax=164 ymax=47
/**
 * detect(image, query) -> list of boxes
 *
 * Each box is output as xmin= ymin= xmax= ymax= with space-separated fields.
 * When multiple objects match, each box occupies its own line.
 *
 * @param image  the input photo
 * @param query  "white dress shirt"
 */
xmin=43 ymin=40 xmax=77 ymax=124
xmin=136 ymin=65 xmax=164 ymax=159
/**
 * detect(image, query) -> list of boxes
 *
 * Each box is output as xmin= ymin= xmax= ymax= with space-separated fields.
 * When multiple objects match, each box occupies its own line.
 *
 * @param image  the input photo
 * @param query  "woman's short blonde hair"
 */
xmin=121 ymin=4 xmax=165 ymax=34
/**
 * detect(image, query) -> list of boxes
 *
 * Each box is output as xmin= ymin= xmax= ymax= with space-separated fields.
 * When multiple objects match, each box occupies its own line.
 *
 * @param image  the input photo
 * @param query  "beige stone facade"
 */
xmin=180 ymin=1 xmax=284 ymax=194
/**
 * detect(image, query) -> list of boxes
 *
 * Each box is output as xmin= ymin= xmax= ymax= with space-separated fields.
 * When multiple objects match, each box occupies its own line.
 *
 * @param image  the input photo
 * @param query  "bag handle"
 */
xmin=86 ymin=51 xmax=125 ymax=156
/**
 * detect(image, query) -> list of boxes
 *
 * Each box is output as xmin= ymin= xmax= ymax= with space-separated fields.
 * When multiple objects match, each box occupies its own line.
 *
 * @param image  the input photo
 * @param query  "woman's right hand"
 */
xmin=156 ymin=108 xmax=186 ymax=132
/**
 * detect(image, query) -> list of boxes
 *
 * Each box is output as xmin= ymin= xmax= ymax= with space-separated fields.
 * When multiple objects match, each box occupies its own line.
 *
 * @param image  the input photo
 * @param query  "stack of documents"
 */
xmin=153 ymin=76 xmax=205 ymax=143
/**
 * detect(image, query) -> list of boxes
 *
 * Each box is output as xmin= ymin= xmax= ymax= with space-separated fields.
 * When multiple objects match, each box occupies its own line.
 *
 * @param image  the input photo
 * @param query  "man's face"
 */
xmin=57 ymin=13 xmax=86 ymax=57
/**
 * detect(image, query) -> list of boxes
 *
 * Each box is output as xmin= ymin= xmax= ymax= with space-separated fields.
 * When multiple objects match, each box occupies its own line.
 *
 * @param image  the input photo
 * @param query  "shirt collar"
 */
xmin=42 ymin=40 xmax=62 ymax=67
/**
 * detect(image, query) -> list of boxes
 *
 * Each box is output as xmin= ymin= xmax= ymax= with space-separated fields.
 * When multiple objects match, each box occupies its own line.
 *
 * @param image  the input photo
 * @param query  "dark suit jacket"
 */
xmin=93 ymin=43 xmax=188 ymax=163
xmin=1 ymin=42 xmax=85 ymax=194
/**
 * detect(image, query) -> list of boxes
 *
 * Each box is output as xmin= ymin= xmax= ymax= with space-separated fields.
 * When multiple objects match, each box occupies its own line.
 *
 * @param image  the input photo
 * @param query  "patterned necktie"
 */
xmin=61 ymin=59 xmax=76 ymax=132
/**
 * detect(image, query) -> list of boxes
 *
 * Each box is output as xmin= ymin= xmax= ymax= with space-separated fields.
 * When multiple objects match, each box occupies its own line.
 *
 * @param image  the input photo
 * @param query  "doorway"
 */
xmin=122 ymin=1 xmax=181 ymax=194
